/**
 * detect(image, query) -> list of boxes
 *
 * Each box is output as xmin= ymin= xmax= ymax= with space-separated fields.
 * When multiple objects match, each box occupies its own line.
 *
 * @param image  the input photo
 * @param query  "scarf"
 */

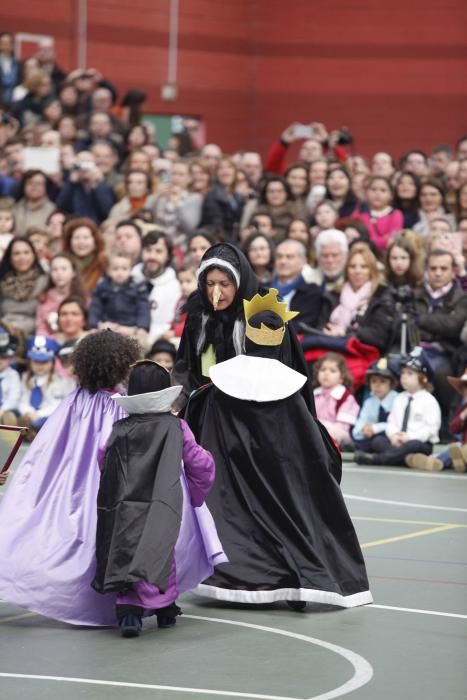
xmin=424 ymin=280 xmax=454 ymax=301
xmin=330 ymin=280 xmax=372 ymax=331
xmin=0 ymin=268 xmax=41 ymax=301
xmin=271 ymin=274 xmax=303 ymax=298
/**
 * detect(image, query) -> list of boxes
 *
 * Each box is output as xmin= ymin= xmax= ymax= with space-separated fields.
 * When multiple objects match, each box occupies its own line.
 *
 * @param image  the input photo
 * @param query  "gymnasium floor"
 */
xmin=0 ymin=450 xmax=466 ymax=700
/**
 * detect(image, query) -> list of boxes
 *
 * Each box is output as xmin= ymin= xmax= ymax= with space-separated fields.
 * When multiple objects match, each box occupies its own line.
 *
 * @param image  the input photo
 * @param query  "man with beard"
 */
xmin=132 ymin=231 xmax=181 ymax=344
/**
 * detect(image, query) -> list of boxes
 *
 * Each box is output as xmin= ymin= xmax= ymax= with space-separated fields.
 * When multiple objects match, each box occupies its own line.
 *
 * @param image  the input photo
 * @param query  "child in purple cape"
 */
xmin=92 ymin=360 xmax=226 ymax=637
xmin=0 ymin=330 xmax=140 ymax=626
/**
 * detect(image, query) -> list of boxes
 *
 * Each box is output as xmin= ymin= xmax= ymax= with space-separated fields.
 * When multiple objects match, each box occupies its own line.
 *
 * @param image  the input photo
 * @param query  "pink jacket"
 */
xmin=35 ymin=288 xmax=69 ymax=336
xmin=314 ymin=385 xmax=360 ymax=440
xmin=354 ymin=209 xmax=404 ymax=250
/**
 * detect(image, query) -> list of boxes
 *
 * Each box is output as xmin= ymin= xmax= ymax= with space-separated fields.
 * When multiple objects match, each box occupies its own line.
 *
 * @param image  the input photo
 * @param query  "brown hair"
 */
xmin=313 ymin=352 xmax=354 ymax=390
xmin=43 ymin=252 xmax=86 ymax=300
xmin=385 ymin=233 xmax=423 ymax=287
xmin=63 ymin=217 xmax=106 ymax=293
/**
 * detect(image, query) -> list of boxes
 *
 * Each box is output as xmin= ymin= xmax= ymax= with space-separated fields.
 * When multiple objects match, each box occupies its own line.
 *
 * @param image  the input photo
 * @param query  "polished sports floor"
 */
xmin=0 ymin=448 xmax=466 ymax=700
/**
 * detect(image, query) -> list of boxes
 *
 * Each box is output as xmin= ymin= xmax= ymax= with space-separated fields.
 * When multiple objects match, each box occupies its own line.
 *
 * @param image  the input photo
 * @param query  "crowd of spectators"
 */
xmin=0 ymin=30 xmax=466 ymax=447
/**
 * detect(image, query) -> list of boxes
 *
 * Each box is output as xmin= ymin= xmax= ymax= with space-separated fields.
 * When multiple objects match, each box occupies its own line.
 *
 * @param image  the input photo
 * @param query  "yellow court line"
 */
xmin=0 ymin=611 xmax=38 ymax=624
xmin=354 ymin=516 xmax=467 ymax=527
xmin=361 ymin=524 xmax=463 ymax=549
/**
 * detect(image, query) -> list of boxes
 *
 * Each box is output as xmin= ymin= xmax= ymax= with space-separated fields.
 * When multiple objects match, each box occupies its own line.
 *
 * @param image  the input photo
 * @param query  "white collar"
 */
xmin=112 ymin=385 xmax=183 ymax=414
xmin=209 ymin=355 xmax=306 ymax=402
xmin=314 ymin=384 xmax=347 ymax=400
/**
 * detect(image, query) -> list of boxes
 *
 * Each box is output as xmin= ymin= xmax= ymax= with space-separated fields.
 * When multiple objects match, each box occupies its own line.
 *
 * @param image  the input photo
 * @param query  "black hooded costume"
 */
xmin=188 ymin=309 xmax=372 ymax=607
xmin=172 ymin=242 xmax=315 ymax=415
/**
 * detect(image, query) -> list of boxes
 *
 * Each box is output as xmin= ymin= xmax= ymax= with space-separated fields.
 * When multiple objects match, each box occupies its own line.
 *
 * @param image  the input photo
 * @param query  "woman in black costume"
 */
xmin=189 ymin=291 xmax=372 ymax=609
xmin=172 ymin=242 xmax=315 ymax=414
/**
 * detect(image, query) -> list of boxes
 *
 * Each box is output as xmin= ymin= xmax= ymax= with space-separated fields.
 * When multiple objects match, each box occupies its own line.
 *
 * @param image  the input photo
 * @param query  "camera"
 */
xmin=391 ymin=285 xmax=414 ymax=305
xmin=1 ymin=112 xmax=11 ymax=126
xmin=335 ymin=127 xmax=353 ymax=146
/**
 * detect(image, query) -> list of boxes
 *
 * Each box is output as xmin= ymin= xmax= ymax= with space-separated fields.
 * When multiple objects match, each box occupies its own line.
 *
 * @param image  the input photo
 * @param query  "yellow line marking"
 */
xmin=0 ymin=611 xmax=38 ymax=624
xmin=361 ymin=524 xmax=463 ymax=549
xmin=354 ymin=516 xmax=467 ymax=527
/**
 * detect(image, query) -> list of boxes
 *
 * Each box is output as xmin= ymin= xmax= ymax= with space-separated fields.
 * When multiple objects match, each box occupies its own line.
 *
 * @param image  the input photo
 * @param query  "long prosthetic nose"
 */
xmin=212 ymin=284 xmax=222 ymax=310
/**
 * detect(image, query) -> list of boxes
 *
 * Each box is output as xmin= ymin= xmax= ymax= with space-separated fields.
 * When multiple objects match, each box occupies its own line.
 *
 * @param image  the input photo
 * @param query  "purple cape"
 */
xmin=0 ymin=388 xmax=225 ymax=626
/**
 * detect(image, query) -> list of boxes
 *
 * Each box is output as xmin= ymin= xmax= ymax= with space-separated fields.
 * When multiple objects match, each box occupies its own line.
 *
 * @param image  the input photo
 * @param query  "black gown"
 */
xmin=187 ymin=356 xmax=372 ymax=607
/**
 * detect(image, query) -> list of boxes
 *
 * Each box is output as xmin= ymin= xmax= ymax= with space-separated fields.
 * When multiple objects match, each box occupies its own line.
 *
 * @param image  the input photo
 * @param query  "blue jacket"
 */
xmin=56 ymin=181 xmax=115 ymax=224
xmin=352 ymin=390 xmax=398 ymax=441
xmin=88 ymin=276 xmax=151 ymax=330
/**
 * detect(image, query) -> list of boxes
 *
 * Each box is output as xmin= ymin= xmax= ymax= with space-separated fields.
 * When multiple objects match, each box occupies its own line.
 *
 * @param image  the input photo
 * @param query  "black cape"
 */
xmin=92 ymin=413 xmax=183 ymax=594
xmin=187 ymin=385 xmax=371 ymax=606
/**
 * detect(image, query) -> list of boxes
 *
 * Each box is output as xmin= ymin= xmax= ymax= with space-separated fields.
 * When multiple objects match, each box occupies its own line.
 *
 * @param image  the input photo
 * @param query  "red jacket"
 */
xmin=265 ymin=139 xmax=348 ymax=175
xmin=449 ymin=403 xmax=467 ymax=444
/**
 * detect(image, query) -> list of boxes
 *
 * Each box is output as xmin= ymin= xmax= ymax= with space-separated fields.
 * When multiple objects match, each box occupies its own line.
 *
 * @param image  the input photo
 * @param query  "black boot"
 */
xmin=286 ymin=600 xmax=307 ymax=612
xmin=354 ymin=450 xmax=377 ymax=465
xmin=156 ymin=603 xmax=182 ymax=629
xmin=119 ymin=614 xmax=142 ymax=638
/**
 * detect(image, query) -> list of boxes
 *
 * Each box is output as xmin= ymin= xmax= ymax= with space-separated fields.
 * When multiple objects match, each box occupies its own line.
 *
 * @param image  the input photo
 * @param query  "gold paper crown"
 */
xmin=243 ymin=288 xmax=299 ymax=346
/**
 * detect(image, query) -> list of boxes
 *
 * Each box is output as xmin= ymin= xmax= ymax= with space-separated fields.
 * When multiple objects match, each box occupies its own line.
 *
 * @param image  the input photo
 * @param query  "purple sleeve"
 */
xmin=180 ymin=418 xmax=215 ymax=507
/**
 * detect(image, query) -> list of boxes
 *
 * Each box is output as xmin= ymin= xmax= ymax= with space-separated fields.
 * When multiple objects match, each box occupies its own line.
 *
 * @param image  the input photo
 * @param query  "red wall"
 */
xmin=3 ymin=0 xmax=467 ymax=159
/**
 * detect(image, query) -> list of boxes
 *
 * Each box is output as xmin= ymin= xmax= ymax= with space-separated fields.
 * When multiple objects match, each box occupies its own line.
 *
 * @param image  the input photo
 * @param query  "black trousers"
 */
xmin=365 ymin=435 xmax=432 ymax=466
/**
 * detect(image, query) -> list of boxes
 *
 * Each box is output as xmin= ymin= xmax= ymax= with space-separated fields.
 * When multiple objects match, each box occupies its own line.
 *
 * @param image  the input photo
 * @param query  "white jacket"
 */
xmin=132 ymin=264 xmax=181 ymax=343
xmin=385 ymin=389 xmax=441 ymax=444
xmin=19 ymin=373 xmax=75 ymax=419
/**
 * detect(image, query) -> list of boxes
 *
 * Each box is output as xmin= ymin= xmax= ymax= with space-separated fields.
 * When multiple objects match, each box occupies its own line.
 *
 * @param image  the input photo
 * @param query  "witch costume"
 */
xmin=172 ymin=242 xmax=315 ymax=415
xmin=190 ymin=290 xmax=373 ymax=608
xmin=92 ymin=361 xmax=226 ymax=636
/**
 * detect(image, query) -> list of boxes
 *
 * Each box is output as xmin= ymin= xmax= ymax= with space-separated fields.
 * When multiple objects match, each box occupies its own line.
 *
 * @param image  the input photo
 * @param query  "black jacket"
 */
xmin=201 ymin=183 xmax=244 ymax=239
xmin=88 ymin=276 xmax=151 ymax=330
xmin=413 ymin=284 xmax=467 ymax=356
xmin=353 ymin=284 xmax=394 ymax=353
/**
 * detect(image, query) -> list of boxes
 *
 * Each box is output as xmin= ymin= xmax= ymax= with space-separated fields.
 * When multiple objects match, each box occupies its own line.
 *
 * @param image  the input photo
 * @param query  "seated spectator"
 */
xmin=13 ymin=170 xmax=56 ymax=235
xmin=56 ymin=151 xmax=115 ymax=224
xmin=18 ymin=335 xmax=72 ymax=441
xmin=0 ymin=32 xmax=21 ymax=105
xmin=57 ymin=114 xmax=78 ymax=146
xmin=242 ymin=232 xmax=275 ymax=284
xmin=371 ymin=152 xmax=395 ymax=179
xmin=313 ymin=352 xmax=360 ymax=446
xmin=324 ymin=166 xmax=360 ymax=222
xmin=188 ymin=159 xmax=212 ymax=197
xmin=0 ymin=237 xmax=48 ymax=336
xmin=146 ymin=338 xmax=176 ymax=371
xmin=322 ymin=245 xmax=393 ymax=353
xmin=285 ymin=219 xmax=313 ymax=261
xmin=63 ymin=217 xmax=106 ymax=293
xmin=153 ymin=159 xmax=203 ymax=246
xmin=46 ymin=209 xmax=66 ymax=256
xmin=0 ymin=205 xmax=15 ymax=260
xmin=200 ymin=143 xmax=222 ymax=174
xmin=412 ymin=249 xmax=467 ymax=421
xmin=454 ymin=182 xmax=467 ymax=223
xmin=36 ymin=253 xmax=85 ymax=336
xmin=88 ymin=252 xmax=150 ymax=339
xmin=355 ymin=349 xmax=441 ymax=466
xmin=414 ymin=179 xmax=455 ymax=237
xmin=353 ymin=176 xmax=404 ymax=252
xmin=394 ymin=173 xmax=422 ymax=228
xmin=187 ymin=230 xmax=216 ymax=266
xmin=352 ymin=359 xmax=399 ymax=452
xmin=302 ymin=228 xmax=348 ymax=300
xmin=108 ymin=169 xmax=156 ymax=221
xmin=90 ymin=140 xmax=123 ymax=190
xmin=132 ymin=231 xmax=181 ymax=343
xmin=25 ymin=226 xmax=51 ymax=269
xmin=0 ymin=330 xmax=21 ymax=425
xmin=241 ymin=176 xmax=300 ymax=243
xmin=239 ymin=152 xmax=263 ymax=191
xmin=271 ymin=239 xmax=325 ymax=332
xmin=162 ymin=262 xmax=198 ymax=349
xmin=113 ymin=219 xmax=143 ymax=264
xmin=76 ymin=111 xmax=123 ymax=154
xmin=343 ymin=220 xmax=371 ymax=247
xmin=402 ymin=150 xmax=430 ymax=179
xmin=310 ymin=200 xmax=339 ymax=238
xmin=430 ymin=144 xmax=453 ymax=180
xmin=406 ymin=368 xmax=467 ymax=471
xmin=284 ymin=164 xmax=310 ymax=215
xmin=54 ymin=296 xmax=88 ymax=345
xmin=201 ymin=156 xmax=245 ymax=240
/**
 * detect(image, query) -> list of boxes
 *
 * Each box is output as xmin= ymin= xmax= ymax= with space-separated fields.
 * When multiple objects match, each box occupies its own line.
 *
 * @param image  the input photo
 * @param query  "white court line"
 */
xmin=344 ymin=494 xmax=467 ymax=514
xmin=368 ymin=604 xmax=467 ymax=620
xmin=0 ymin=613 xmax=374 ymax=700
xmin=343 ymin=465 xmax=466 ymax=480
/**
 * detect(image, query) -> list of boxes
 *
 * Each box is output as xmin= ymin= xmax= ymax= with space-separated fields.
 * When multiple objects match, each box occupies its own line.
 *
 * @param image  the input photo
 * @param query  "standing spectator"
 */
xmin=187 ymin=230 xmax=216 ymax=266
xmin=402 ymin=150 xmax=430 ymax=179
xmin=63 ymin=217 xmax=106 ymax=293
xmin=90 ymin=140 xmax=123 ymax=190
xmin=201 ymin=157 xmax=245 ymax=240
xmin=11 ymin=56 xmax=40 ymax=103
xmin=56 ymin=151 xmax=115 ymax=224
xmin=371 ymin=152 xmax=395 ymax=178
xmin=12 ymin=70 xmax=54 ymax=126
xmin=113 ymin=220 xmax=143 ymax=264
xmin=240 ymin=152 xmax=263 ymax=190
xmin=242 ymin=176 xmax=298 ymax=243
xmin=35 ymin=39 xmax=66 ymax=87
xmin=132 ymin=231 xmax=181 ymax=343
xmin=430 ymin=145 xmax=453 ymax=179
xmin=0 ymin=237 xmax=48 ymax=336
xmin=189 ymin=159 xmax=212 ymax=197
xmin=36 ymin=253 xmax=85 ymax=336
xmin=0 ymin=32 xmax=21 ymax=105
xmin=13 ymin=170 xmax=56 ymax=235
